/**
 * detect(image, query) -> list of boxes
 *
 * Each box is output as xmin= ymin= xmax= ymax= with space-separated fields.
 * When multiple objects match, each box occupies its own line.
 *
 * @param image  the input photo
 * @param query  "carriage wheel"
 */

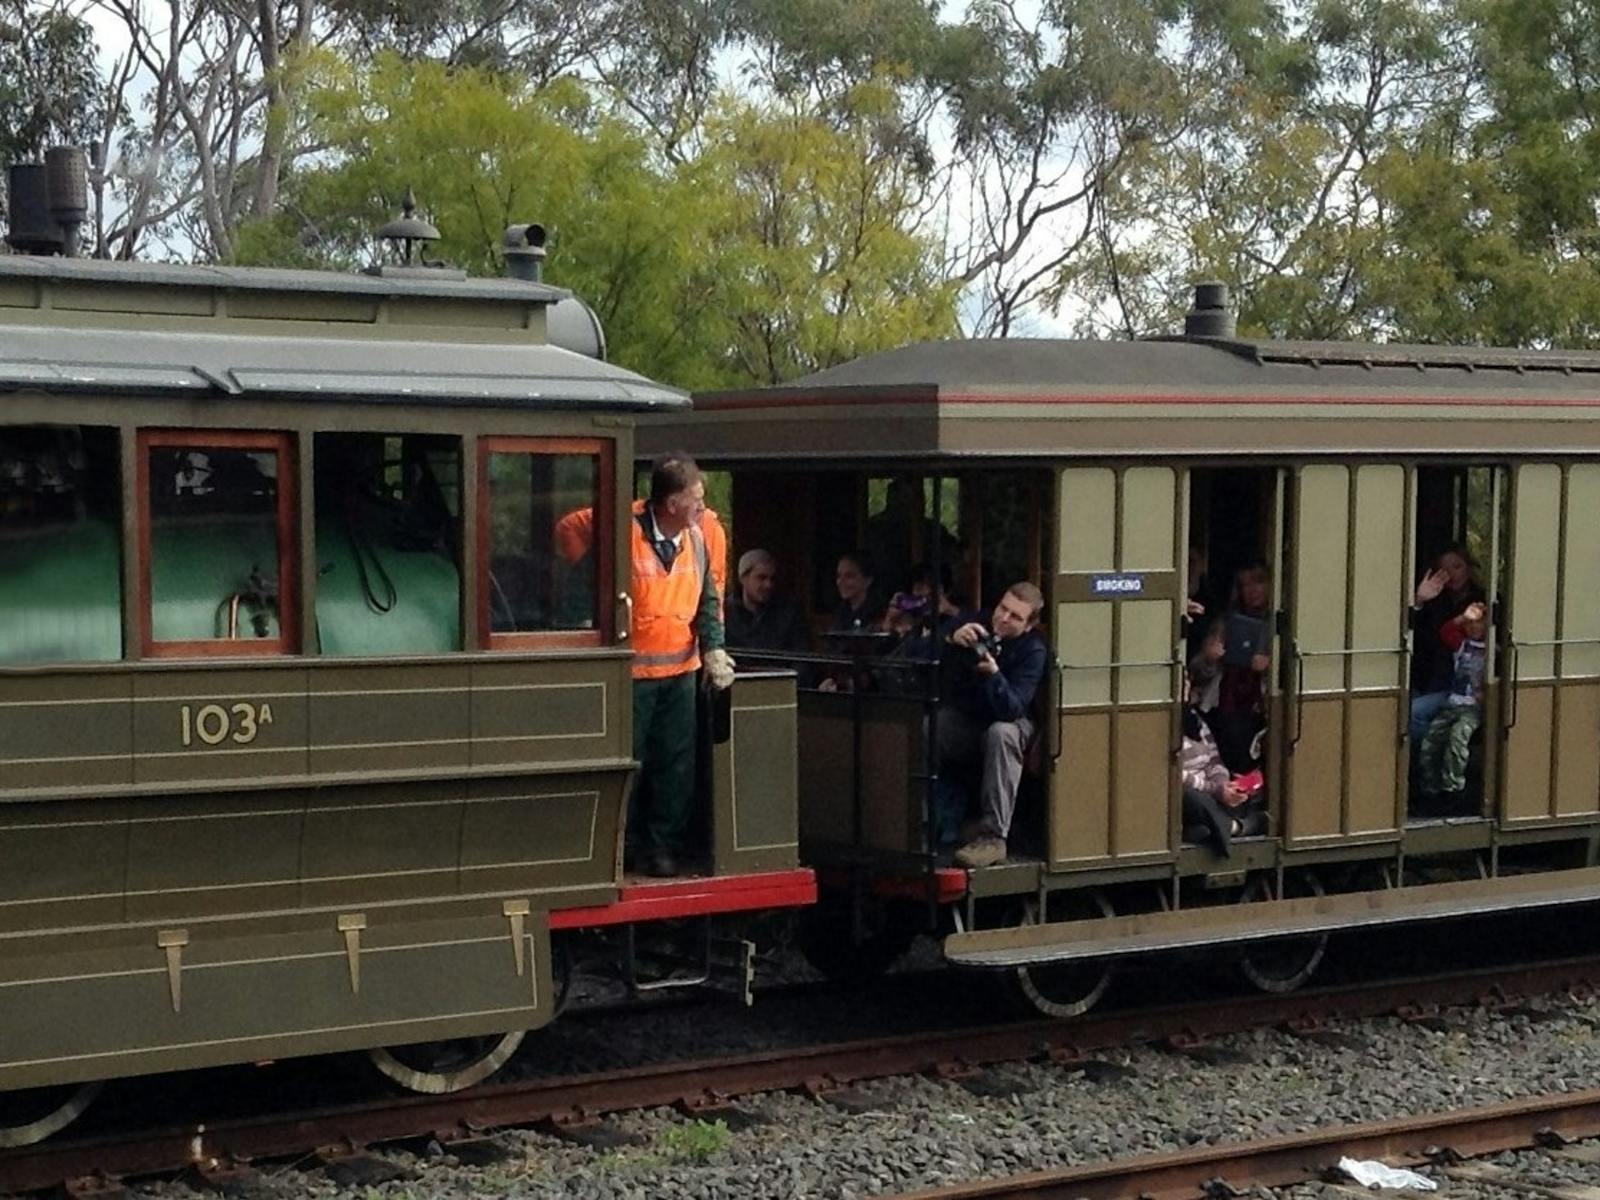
xmin=1010 ymin=890 xmax=1116 ymax=1019
xmin=367 ymin=1032 xmax=526 ymax=1094
xmin=1237 ymin=871 xmax=1327 ymax=993
xmin=0 ymin=1081 xmax=103 ymax=1148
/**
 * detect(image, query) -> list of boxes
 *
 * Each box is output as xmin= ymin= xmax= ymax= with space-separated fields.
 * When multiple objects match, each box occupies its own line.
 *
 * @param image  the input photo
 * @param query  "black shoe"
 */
xmin=642 ymin=851 xmax=679 ymax=878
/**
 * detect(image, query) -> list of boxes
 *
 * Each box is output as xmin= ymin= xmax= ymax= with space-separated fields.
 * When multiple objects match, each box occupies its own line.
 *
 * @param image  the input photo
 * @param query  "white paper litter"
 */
xmin=1337 ymin=1157 xmax=1439 ymax=1190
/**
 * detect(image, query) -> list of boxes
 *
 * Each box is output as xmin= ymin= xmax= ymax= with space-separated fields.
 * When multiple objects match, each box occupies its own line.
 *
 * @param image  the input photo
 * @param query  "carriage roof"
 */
xmin=0 ymin=256 xmax=687 ymax=412
xmin=639 ymin=337 xmax=1600 ymax=461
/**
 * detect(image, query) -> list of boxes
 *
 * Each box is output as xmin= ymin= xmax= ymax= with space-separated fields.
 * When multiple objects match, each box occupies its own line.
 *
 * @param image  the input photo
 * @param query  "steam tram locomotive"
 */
xmin=4 ymin=167 xmax=1600 ymax=1149
xmin=0 ymin=204 xmax=809 ymax=1145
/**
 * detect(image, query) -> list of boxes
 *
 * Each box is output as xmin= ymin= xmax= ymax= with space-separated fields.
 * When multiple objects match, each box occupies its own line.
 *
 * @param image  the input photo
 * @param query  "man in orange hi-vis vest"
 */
xmin=555 ymin=454 xmax=733 ymax=877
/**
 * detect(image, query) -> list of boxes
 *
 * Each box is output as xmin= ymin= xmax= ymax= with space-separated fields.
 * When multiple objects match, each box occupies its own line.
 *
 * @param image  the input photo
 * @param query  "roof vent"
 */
xmin=1184 ymin=281 xmax=1236 ymax=339
xmin=376 ymin=188 xmax=439 ymax=261
xmin=503 ymin=223 xmax=546 ymax=283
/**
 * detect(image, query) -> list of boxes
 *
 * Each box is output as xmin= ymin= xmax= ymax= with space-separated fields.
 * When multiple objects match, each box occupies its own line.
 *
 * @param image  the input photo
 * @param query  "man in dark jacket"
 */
xmin=938 ymin=581 xmax=1048 ymax=868
xmin=725 ymin=548 xmax=809 ymax=655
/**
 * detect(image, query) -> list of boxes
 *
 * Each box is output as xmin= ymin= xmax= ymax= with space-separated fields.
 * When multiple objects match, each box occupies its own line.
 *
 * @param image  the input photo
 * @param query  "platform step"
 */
xmin=944 ymin=865 xmax=1600 ymax=969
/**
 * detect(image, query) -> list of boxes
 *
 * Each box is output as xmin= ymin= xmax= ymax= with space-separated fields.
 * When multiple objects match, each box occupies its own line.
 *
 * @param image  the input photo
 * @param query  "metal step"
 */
xmin=944 ymin=865 xmax=1600 ymax=968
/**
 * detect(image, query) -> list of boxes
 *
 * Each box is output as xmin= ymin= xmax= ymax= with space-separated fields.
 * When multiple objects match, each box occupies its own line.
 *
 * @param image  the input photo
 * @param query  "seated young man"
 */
xmin=936 ymin=582 xmax=1048 ymax=868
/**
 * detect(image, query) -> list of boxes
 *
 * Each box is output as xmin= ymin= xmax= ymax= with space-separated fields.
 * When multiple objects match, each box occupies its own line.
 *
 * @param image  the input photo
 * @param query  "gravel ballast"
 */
xmin=125 ymin=985 xmax=1600 ymax=1200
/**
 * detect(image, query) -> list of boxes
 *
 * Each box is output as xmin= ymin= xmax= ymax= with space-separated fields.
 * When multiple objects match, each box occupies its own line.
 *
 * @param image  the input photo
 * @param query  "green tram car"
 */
xmin=0 ymin=246 xmax=809 ymax=1145
xmin=642 ymin=285 xmax=1600 ymax=1013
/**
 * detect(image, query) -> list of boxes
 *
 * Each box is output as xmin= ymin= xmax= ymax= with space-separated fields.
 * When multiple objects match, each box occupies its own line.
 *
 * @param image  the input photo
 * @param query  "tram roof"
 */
xmin=641 ymin=337 xmax=1600 ymax=460
xmin=0 ymin=322 xmax=686 ymax=410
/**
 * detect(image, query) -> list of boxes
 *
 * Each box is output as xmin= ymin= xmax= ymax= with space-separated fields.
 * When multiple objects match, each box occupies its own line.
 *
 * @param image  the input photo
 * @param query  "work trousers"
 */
xmin=630 ymin=672 xmax=698 ymax=856
xmin=1420 ymin=703 xmax=1480 ymax=794
xmin=935 ymin=707 xmax=1034 ymax=840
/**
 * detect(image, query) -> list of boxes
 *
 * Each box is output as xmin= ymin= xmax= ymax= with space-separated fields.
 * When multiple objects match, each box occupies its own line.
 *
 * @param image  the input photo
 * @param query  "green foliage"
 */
xmin=657 ymin=1118 xmax=732 ymax=1160
xmin=0 ymin=3 xmax=105 ymax=164
xmin=248 ymin=57 xmax=955 ymax=388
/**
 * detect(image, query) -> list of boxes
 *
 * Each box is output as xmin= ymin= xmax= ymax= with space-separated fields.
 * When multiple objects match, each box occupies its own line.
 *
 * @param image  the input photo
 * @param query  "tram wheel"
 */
xmin=1237 ymin=871 xmax=1327 ymax=994
xmin=0 ymin=1081 xmax=103 ymax=1148
xmin=1009 ymin=890 xmax=1116 ymax=1019
xmin=367 ymin=1032 xmax=526 ymax=1094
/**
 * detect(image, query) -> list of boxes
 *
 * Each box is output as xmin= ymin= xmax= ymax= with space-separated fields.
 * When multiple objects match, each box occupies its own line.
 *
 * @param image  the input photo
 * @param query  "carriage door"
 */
xmin=1501 ymin=462 xmax=1600 ymax=825
xmin=1282 ymin=464 xmax=1409 ymax=844
xmin=1050 ymin=465 xmax=1184 ymax=868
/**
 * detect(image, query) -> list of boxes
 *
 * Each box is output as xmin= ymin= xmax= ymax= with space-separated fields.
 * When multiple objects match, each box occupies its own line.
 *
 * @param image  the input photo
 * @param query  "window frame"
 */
xmin=476 ymin=435 xmax=615 ymax=651
xmin=137 ymin=428 xmax=299 ymax=659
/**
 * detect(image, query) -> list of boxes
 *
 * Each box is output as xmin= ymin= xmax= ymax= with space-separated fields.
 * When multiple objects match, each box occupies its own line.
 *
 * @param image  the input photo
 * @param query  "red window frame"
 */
xmin=137 ymin=429 xmax=299 ymax=659
xmin=477 ymin=436 xmax=615 ymax=651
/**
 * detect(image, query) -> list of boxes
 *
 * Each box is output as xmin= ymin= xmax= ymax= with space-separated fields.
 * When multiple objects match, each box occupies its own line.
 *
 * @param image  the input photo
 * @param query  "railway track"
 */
xmin=887 ymin=1089 xmax=1600 ymax=1199
xmin=4 ymin=954 xmax=1599 ymax=1195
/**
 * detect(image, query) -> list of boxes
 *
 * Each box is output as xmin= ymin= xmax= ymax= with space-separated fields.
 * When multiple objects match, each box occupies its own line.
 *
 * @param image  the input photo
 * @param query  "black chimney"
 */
xmin=4 ymin=164 xmax=65 ymax=254
xmin=1184 ymin=281 xmax=1236 ymax=339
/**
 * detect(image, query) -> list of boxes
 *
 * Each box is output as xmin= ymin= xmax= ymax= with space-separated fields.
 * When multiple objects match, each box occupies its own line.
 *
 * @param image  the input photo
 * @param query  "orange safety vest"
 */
xmin=630 ymin=499 xmax=709 ymax=680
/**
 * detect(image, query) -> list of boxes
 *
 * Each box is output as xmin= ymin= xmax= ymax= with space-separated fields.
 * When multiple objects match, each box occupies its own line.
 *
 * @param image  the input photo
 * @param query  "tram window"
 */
xmin=142 ymin=431 xmax=296 ymax=656
xmin=313 ymin=433 xmax=461 ymax=656
xmin=481 ymin=437 xmax=613 ymax=648
xmin=0 ymin=425 xmax=122 ymax=664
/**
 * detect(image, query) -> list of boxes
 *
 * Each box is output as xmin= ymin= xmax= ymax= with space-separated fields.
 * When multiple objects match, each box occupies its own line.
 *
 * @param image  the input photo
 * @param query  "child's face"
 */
xmin=1464 ymin=616 xmax=1486 ymax=640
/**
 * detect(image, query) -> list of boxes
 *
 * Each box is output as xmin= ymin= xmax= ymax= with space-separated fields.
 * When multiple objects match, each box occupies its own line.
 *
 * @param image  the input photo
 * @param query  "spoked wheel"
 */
xmin=0 ymin=1081 xmax=103 ymax=1148
xmin=367 ymin=1032 xmax=525 ymax=1094
xmin=1238 ymin=871 xmax=1328 ymax=993
xmin=1009 ymin=890 xmax=1116 ymax=1019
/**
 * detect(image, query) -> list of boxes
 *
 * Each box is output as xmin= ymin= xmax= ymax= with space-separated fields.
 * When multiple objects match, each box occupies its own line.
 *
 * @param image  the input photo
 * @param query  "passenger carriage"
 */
xmin=641 ymin=285 xmax=1600 ymax=1012
xmin=0 ymin=216 xmax=809 ymax=1143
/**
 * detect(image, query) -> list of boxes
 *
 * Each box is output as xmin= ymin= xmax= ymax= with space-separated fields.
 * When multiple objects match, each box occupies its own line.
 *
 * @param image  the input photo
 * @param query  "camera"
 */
xmin=972 ymin=629 xmax=1003 ymax=659
xmin=893 ymin=593 xmax=930 ymax=616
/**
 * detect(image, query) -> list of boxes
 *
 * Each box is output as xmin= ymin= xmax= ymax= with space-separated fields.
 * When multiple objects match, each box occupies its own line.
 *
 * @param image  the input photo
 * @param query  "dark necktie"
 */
xmin=656 ymin=537 xmax=677 ymax=570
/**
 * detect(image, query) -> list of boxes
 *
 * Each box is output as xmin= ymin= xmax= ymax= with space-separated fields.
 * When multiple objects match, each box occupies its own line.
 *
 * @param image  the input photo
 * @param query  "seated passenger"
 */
xmin=938 ymin=582 xmax=1048 ymax=868
xmin=1417 ymin=601 xmax=1487 ymax=810
xmin=725 ymin=548 xmax=809 ymax=655
xmin=832 ymin=549 xmax=886 ymax=632
xmin=877 ymin=563 xmax=976 ymax=698
xmin=1408 ymin=546 xmax=1484 ymax=745
xmin=1189 ymin=563 xmax=1272 ymax=772
xmin=1180 ymin=704 xmax=1266 ymax=854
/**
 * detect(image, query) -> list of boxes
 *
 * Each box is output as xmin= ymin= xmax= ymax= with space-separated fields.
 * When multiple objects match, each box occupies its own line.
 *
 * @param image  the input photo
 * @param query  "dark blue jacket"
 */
xmin=951 ymin=629 xmax=1047 ymax=724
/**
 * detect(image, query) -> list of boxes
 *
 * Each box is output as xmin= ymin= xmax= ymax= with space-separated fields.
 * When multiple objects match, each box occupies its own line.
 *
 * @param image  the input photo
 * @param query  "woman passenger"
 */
xmin=832 ymin=550 xmax=886 ymax=632
xmin=1408 ymin=546 xmax=1485 ymax=745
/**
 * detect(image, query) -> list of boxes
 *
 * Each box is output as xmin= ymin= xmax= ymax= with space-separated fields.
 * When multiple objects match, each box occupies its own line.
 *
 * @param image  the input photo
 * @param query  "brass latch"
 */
xmin=157 ymin=929 xmax=188 ymax=1013
xmin=337 ymin=913 xmax=367 ymax=994
xmin=503 ymin=899 xmax=530 ymax=977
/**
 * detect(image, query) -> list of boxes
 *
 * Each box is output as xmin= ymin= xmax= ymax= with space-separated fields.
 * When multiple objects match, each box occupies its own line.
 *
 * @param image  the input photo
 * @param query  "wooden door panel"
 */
xmin=1555 ymin=683 xmax=1600 ymax=817
xmin=1347 ymin=695 xmax=1402 ymax=834
xmin=1288 ymin=697 xmax=1343 ymax=840
xmin=1503 ymin=685 xmax=1554 ymax=822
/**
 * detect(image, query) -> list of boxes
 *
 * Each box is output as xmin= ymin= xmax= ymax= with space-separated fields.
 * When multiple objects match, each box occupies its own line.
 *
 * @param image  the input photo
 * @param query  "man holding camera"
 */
xmin=939 ymin=581 xmax=1048 ymax=868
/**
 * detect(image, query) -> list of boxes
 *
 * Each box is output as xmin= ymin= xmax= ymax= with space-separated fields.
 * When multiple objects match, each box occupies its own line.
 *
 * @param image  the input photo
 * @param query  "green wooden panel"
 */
xmin=1121 ymin=466 xmax=1176 ymax=571
xmin=1118 ymin=598 xmax=1172 ymax=704
xmin=1512 ymin=463 xmax=1561 ymax=680
xmin=1295 ymin=465 xmax=1350 ymax=693
xmin=1562 ymin=465 xmax=1600 ymax=679
xmin=0 ymin=909 xmax=554 ymax=1091
xmin=1059 ymin=468 xmax=1115 ymax=571
xmin=1350 ymin=465 xmax=1405 ymax=692
xmin=1058 ymin=601 xmax=1112 ymax=707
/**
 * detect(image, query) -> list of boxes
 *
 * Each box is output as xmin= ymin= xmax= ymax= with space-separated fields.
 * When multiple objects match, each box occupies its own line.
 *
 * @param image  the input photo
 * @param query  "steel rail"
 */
xmin=2 ymin=954 xmax=1599 ymax=1193
xmin=886 ymin=1088 xmax=1600 ymax=1199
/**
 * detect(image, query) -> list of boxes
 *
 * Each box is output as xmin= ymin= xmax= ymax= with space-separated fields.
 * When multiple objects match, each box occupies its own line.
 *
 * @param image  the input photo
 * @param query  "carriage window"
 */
xmin=142 ymin=432 xmax=296 ymax=656
xmin=0 ymin=425 xmax=122 ymax=664
xmin=314 ymin=433 xmax=461 ymax=656
xmin=480 ymin=437 xmax=612 ymax=647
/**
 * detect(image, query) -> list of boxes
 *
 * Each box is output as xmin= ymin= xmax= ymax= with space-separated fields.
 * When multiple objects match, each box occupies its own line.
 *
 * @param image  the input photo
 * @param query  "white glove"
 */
xmin=704 ymin=647 xmax=736 ymax=691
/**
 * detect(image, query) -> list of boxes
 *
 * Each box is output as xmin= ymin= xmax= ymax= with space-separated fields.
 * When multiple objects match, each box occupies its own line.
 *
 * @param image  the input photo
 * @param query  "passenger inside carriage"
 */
xmin=1407 ymin=545 xmax=1485 ymax=744
xmin=1188 ymin=563 xmax=1273 ymax=773
xmin=1416 ymin=601 xmax=1488 ymax=813
xmin=1180 ymin=700 xmax=1267 ymax=854
xmin=724 ymin=548 xmax=810 ymax=655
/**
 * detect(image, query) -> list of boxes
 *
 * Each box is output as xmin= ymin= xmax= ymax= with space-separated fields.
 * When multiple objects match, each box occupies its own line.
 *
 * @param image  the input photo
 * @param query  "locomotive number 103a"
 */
xmin=179 ymin=701 xmax=275 ymax=747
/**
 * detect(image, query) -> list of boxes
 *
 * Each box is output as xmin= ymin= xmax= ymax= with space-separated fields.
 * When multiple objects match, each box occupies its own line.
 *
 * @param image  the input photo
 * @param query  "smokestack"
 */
xmin=1184 ymin=281 xmax=1236 ymax=340
xmin=45 ymin=147 xmax=88 ymax=258
xmin=4 ymin=164 xmax=64 ymax=254
xmin=503 ymin=223 xmax=546 ymax=283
